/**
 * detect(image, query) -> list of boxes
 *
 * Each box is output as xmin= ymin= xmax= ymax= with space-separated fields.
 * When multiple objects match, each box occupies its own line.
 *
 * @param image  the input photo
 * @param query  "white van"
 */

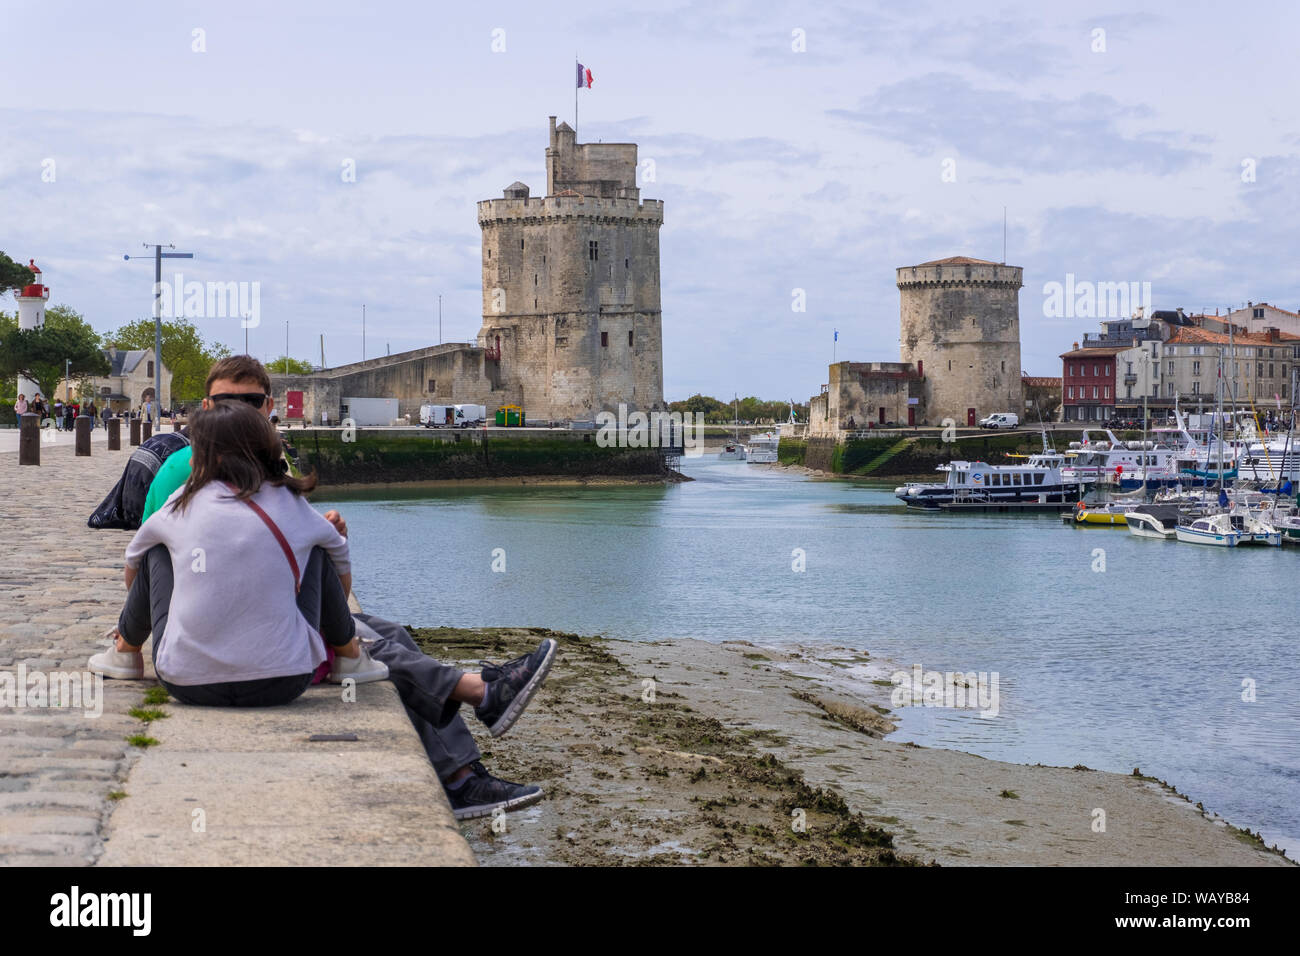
xmin=420 ymin=404 xmax=452 ymax=428
xmin=978 ymin=412 xmax=1019 ymax=430
xmin=453 ymin=404 xmax=487 ymax=427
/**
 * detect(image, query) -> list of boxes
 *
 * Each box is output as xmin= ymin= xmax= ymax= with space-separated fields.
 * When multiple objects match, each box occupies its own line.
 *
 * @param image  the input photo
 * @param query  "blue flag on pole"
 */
xmin=834 ymin=329 xmax=838 ymax=342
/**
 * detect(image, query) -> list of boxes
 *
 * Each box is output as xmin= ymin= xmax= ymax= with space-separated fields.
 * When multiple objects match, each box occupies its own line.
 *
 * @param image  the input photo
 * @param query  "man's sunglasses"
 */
xmin=208 ymin=392 xmax=268 ymax=408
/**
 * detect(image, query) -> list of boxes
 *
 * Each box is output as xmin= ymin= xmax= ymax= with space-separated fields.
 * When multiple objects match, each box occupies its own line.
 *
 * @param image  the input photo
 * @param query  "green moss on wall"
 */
xmin=292 ymin=430 xmax=670 ymax=484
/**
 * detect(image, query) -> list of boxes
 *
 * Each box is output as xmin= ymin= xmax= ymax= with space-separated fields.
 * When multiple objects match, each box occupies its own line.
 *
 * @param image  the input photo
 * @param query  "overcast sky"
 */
xmin=3 ymin=0 xmax=1297 ymax=401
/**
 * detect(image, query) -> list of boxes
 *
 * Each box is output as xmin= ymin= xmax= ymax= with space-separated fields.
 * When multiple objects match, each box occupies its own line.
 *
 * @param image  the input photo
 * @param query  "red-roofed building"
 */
xmin=1059 ymin=345 xmax=1127 ymax=421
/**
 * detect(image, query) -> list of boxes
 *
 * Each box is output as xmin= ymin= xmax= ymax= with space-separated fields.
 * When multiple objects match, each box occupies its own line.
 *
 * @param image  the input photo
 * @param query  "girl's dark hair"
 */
xmin=171 ymin=401 xmax=316 ymax=513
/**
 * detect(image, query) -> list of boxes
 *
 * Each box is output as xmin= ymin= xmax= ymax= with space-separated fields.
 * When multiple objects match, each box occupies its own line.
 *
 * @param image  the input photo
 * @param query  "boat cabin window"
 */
xmin=1012 ymin=473 xmax=1022 ymax=485
xmin=1034 ymin=473 xmax=1044 ymax=485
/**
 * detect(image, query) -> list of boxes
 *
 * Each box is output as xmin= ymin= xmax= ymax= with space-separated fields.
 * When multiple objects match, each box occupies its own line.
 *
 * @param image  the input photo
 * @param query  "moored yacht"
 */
xmin=1062 ymin=429 xmax=1181 ymax=488
xmin=746 ymin=431 xmax=779 ymax=464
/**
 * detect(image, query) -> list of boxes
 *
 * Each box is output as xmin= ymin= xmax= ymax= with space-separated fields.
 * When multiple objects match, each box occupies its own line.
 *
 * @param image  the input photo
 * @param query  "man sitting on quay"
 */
xmin=88 ymin=355 xmax=553 ymax=821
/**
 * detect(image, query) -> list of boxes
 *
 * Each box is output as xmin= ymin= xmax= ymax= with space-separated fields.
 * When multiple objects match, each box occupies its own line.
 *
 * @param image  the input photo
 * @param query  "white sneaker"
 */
xmin=88 ymin=629 xmax=145 ymax=680
xmin=328 ymin=644 xmax=389 ymax=684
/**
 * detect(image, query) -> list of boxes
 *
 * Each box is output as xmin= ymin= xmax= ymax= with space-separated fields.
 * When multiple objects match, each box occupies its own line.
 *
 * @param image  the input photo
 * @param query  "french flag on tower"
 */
xmin=576 ymin=62 xmax=593 ymax=89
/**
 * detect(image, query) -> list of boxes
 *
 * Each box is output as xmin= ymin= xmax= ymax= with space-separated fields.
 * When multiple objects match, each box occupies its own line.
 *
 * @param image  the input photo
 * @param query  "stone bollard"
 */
xmin=142 ymin=421 xmax=153 ymax=441
xmin=19 ymin=413 xmax=40 ymax=466
xmin=129 ymin=418 xmax=141 ymax=446
xmin=75 ymin=415 xmax=92 ymax=456
xmin=107 ymin=417 xmax=121 ymax=450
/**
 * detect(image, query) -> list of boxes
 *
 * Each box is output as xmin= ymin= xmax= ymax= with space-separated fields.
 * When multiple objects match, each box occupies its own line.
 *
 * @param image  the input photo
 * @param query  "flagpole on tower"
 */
xmin=574 ymin=55 xmax=579 ymax=138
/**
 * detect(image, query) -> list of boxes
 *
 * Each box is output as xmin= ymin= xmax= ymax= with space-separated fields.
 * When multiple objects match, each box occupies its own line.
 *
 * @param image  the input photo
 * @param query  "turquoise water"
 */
xmin=315 ymin=456 xmax=1300 ymax=855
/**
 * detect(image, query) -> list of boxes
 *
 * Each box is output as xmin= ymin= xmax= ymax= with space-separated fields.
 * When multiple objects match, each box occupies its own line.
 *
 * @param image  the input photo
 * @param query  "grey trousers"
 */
xmin=119 ymin=545 xmax=355 ymax=706
xmin=353 ymin=612 xmax=482 ymax=781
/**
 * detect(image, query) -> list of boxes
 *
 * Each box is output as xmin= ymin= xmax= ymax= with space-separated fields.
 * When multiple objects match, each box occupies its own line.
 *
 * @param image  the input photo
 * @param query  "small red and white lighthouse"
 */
xmin=15 ymin=259 xmax=50 ymax=401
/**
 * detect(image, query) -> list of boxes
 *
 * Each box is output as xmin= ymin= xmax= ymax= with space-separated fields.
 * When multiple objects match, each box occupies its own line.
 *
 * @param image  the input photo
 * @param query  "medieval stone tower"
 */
xmin=476 ymin=117 xmax=665 ymax=421
xmin=896 ymin=256 xmax=1023 ymax=425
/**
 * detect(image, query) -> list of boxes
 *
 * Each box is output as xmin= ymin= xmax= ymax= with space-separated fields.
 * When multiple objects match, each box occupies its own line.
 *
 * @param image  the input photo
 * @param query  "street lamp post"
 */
xmin=65 ymin=358 xmax=71 ymax=404
xmin=124 ymin=243 xmax=195 ymax=414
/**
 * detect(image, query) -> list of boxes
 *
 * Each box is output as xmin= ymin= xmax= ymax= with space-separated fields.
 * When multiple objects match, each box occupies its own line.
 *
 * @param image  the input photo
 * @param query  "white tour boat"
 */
xmin=896 ymin=450 xmax=1078 ymax=509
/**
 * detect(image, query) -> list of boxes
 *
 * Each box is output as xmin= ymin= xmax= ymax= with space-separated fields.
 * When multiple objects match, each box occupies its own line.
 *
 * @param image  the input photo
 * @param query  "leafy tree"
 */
xmin=0 ymin=306 xmax=109 ymax=402
xmin=668 ymin=393 xmax=807 ymax=424
xmin=267 ymin=355 xmax=315 ymax=375
xmin=104 ymin=317 xmax=231 ymax=403
xmin=0 ymin=252 xmax=35 ymax=297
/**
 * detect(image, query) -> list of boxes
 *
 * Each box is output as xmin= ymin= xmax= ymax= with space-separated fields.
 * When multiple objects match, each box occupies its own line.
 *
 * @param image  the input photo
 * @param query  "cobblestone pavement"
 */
xmin=0 ymin=441 xmax=144 ymax=865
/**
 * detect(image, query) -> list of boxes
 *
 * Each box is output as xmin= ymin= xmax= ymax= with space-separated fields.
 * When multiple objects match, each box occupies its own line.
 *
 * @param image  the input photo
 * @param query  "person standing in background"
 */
xmin=14 ymin=394 xmax=27 ymax=425
xmin=86 ymin=400 xmax=98 ymax=429
xmin=31 ymin=394 xmax=47 ymax=422
xmin=54 ymin=400 xmax=64 ymax=430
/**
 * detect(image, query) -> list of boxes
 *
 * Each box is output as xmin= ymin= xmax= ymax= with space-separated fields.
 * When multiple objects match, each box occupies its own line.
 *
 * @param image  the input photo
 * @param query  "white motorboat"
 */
xmin=1125 ymin=505 xmax=1185 ymax=539
xmin=746 ymin=431 xmax=779 ymax=464
xmin=1175 ymin=513 xmax=1243 ymax=547
xmin=1175 ymin=511 xmax=1281 ymax=547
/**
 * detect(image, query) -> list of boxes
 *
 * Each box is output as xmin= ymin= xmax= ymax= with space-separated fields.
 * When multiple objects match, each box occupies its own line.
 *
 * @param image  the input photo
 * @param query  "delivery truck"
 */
xmin=340 ymin=397 xmax=400 ymax=426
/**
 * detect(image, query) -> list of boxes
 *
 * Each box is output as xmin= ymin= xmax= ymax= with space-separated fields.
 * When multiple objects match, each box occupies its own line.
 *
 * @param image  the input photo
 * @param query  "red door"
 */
xmin=967 ymin=408 xmax=977 ymax=427
xmin=907 ymin=408 xmax=915 ymax=426
xmin=287 ymin=390 xmax=303 ymax=419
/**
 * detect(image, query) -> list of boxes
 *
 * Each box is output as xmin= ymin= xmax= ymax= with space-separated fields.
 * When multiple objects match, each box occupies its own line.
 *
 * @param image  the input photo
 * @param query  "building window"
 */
xmin=948 ymin=360 xmax=952 ymax=371
xmin=147 ymin=361 xmax=154 ymax=377
xmin=1258 ymin=363 xmax=1264 ymax=377
xmin=487 ymin=249 xmax=491 ymax=259
xmin=1068 ymin=364 xmax=1074 ymax=377
xmin=1269 ymin=363 xmax=1275 ymax=377
xmin=1067 ymin=386 xmax=1074 ymax=399
xmin=1254 ymin=307 xmax=1264 ymax=318
xmin=1093 ymin=364 xmax=1098 ymax=376
xmin=1192 ymin=361 xmax=1201 ymax=375
xmin=534 ymin=274 xmax=537 ymax=285
xmin=1001 ymin=360 xmax=1005 ymax=372
xmin=1092 ymin=386 xmax=1098 ymax=399
xmin=588 ymin=241 xmax=599 ymax=261
xmin=1167 ymin=361 xmax=1174 ymax=373
xmin=427 ymin=379 xmax=435 ymax=392
xmin=600 ymin=331 xmax=608 ymax=347
xmin=625 ymin=258 xmax=629 ymax=269
xmin=520 ymin=239 xmax=524 ymax=249
xmin=1104 ymin=386 xmax=1110 ymax=399
xmin=628 ymin=330 xmax=634 ymax=347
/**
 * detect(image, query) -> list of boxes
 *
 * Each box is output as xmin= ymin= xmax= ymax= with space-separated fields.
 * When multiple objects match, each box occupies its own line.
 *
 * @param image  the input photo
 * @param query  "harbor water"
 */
xmin=316 ymin=455 xmax=1300 ymax=855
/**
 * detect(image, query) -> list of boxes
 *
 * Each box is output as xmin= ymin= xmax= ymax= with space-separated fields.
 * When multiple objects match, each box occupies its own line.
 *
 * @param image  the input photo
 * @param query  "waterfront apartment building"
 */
xmin=1062 ymin=324 xmax=1300 ymax=421
xmin=1159 ymin=326 xmax=1299 ymax=408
